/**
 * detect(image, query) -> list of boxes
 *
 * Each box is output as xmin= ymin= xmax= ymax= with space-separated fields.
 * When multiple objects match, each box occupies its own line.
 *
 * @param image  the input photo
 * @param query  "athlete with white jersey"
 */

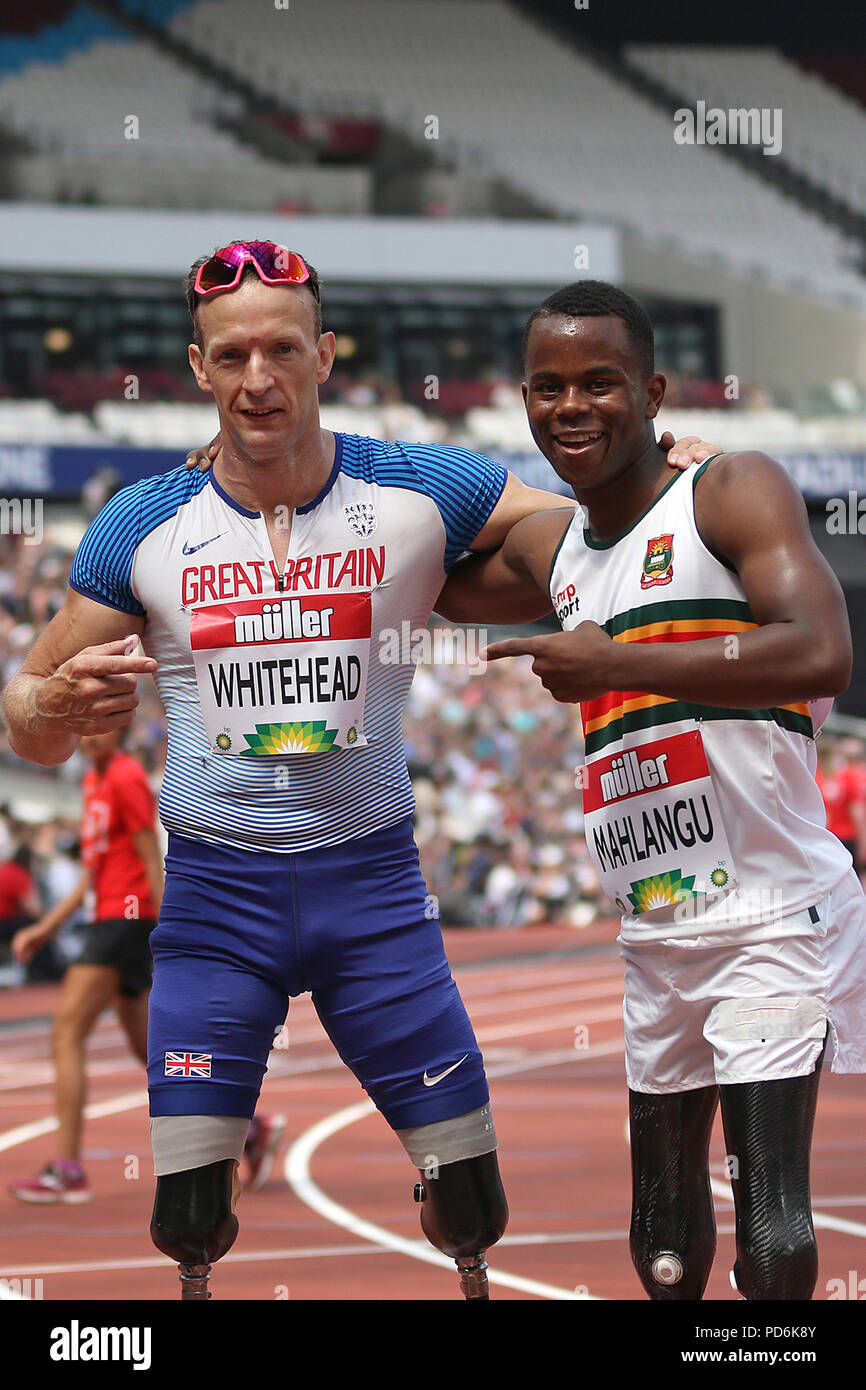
xmin=1 ymin=243 xmax=715 ymax=1300
xmin=439 ymin=280 xmax=866 ymax=1301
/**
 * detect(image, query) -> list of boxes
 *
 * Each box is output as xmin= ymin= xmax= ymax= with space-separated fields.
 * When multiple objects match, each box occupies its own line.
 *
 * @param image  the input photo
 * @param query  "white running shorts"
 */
xmin=620 ymin=868 xmax=866 ymax=1094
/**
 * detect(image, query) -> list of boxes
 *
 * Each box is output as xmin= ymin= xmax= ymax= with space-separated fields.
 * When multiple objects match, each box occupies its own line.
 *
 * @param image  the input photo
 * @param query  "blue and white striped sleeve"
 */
xmin=398 ymin=442 xmax=508 ymax=570
xmin=68 ymin=482 xmax=148 ymax=617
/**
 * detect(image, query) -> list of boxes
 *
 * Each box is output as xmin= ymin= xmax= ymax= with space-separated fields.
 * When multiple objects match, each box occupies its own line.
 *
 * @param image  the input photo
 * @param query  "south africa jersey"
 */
xmin=550 ymin=458 xmax=852 ymax=938
xmin=69 ymin=432 xmax=506 ymax=853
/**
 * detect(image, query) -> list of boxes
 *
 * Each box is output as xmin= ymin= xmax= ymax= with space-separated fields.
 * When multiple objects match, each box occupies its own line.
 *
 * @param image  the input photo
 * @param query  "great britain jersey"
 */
xmin=69 ymin=432 xmax=506 ymax=853
xmin=549 ymin=458 xmax=851 ymax=939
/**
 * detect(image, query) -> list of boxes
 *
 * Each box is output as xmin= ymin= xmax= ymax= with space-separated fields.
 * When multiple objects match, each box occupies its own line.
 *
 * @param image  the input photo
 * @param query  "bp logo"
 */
xmin=215 ymin=730 xmax=232 ymax=751
xmin=640 ymin=533 xmax=674 ymax=589
xmin=344 ymin=502 xmax=378 ymax=539
xmin=240 ymin=721 xmax=338 ymax=755
xmin=627 ymin=869 xmax=699 ymax=914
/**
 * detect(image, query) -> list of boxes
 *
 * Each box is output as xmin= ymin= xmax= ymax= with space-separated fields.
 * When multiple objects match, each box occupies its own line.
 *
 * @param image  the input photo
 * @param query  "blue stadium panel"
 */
xmin=0 ymin=4 xmax=125 ymax=76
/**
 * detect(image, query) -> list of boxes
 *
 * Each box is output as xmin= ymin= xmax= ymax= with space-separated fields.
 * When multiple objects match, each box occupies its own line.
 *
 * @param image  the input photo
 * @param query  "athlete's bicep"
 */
xmin=470 ymin=472 xmax=574 ymax=553
xmin=19 ymin=590 xmax=146 ymax=680
xmin=436 ymin=511 xmax=567 ymax=623
xmin=436 ymin=542 xmax=541 ymax=623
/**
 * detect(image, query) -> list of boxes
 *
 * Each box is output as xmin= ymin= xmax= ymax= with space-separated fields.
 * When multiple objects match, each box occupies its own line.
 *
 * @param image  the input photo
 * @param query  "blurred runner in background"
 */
xmin=9 ymin=728 xmax=161 ymax=1203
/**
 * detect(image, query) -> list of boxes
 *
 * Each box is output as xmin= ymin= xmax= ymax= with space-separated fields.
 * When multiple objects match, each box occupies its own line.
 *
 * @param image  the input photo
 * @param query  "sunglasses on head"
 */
xmin=193 ymin=242 xmax=315 ymax=297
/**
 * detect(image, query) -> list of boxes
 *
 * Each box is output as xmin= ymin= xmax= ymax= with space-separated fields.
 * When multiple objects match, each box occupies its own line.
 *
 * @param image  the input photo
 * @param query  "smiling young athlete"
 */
xmin=439 ymin=280 xmax=866 ymax=1301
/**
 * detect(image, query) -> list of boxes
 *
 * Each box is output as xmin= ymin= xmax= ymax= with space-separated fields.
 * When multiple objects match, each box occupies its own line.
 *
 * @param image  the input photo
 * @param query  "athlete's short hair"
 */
xmin=185 ymin=244 xmax=323 ymax=348
xmin=523 ymin=280 xmax=654 ymax=377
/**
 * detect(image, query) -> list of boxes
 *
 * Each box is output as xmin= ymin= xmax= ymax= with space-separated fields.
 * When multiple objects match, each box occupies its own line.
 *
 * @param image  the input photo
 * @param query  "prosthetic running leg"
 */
xmin=150 ymin=1158 xmax=240 ymax=1299
xmin=629 ymin=1085 xmax=719 ymax=1300
xmin=414 ymin=1151 xmax=508 ymax=1299
xmin=720 ymin=1042 xmax=825 ymax=1300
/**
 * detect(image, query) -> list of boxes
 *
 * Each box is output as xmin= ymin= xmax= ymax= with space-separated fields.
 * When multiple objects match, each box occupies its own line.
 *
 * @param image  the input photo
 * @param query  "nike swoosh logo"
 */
xmin=182 ymin=534 xmax=226 ymax=555
xmin=422 ymin=1054 xmax=469 ymax=1087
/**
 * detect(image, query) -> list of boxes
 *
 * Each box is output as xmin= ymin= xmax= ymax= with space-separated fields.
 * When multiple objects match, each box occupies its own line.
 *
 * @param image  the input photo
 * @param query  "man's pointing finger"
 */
xmin=483 ymin=639 xmax=543 ymax=662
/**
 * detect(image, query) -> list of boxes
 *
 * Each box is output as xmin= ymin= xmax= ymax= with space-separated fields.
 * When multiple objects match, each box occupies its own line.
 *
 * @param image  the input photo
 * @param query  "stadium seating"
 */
xmin=626 ymin=45 xmax=866 ymax=218
xmin=92 ymin=400 xmax=218 ymax=447
xmin=0 ymin=3 xmax=366 ymax=212
xmin=0 ymin=400 xmax=104 ymax=444
xmin=3 ymin=394 xmax=865 ymax=453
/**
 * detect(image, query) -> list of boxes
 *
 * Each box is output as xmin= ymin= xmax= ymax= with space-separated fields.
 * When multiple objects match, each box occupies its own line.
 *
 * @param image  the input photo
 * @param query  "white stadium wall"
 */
xmin=0 ymin=206 xmax=621 ymax=287
xmin=623 ymin=233 xmax=866 ymax=396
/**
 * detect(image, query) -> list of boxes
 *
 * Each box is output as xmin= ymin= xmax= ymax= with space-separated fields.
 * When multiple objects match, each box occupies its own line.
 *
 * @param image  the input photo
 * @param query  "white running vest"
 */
xmin=549 ymin=460 xmax=850 ymax=940
xmin=69 ymin=432 xmax=506 ymax=854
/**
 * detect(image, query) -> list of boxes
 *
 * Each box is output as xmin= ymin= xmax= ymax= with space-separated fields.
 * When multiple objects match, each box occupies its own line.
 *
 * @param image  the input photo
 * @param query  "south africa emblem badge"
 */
xmin=640 ymin=533 xmax=674 ymax=589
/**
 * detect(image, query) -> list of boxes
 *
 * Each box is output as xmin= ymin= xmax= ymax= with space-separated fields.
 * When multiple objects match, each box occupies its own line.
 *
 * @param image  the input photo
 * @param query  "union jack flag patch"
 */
xmin=164 ymin=1051 xmax=213 ymax=1078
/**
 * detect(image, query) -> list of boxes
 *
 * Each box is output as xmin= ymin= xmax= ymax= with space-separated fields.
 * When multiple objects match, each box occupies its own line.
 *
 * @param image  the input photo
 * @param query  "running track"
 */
xmin=1 ymin=924 xmax=864 ymax=1302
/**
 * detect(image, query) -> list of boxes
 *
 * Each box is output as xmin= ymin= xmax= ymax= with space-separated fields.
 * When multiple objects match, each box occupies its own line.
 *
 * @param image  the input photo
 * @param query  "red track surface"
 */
xmin=1 ymin=922 xmax=864 ymax=1302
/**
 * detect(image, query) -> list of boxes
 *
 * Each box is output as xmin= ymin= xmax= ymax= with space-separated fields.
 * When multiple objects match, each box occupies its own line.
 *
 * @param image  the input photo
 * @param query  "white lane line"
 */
xmin=487 ymin=1038 xmax=625 ymax=1074
xmin=285 ymin=1102 xmax=591 ymax=1301
xmin=475 ymin=1004 xmax=623 ymax=1044
xmin=0 ymin=1226 xmax=657 ymax=1280
xmin=710 ymin=1176 xmax=866 ymax=1238
xmin=0 ymin=1089 xmax=147 ymax=1154
xmin=283 ymin=1038 xmax=628 ymax=1302
xmin=456 ymin=979 xmax=623 ymax=1019
xmin=0 ymin=1243 xmax=390 ymax=1279
xmin=458 ymin=962 xmax=623 ymax=998
xmin=0 ymin=1059 xmax=144 ymax=1093
xmin=811 ymin=1194 xmax=866 ymax=1208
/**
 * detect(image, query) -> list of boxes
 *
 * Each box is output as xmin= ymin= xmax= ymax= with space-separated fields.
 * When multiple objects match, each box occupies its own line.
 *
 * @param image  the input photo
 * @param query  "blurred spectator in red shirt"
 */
xmin=816 ymin=737 xmax=866 ymax=873
xmin=0 ymin=843 xmax=40 ymax=929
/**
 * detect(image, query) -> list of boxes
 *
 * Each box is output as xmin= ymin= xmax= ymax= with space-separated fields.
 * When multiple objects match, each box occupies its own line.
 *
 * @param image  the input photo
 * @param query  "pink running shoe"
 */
xmin=9 ymin=1162 xmax=91 ymax=1204
xmin=243 ymin=1114 xmax=286 ymax=1192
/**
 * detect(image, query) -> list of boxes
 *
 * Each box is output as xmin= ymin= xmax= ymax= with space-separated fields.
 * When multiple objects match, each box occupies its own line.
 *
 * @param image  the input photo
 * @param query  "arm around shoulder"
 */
xmin=436 ymin=509 xmax=572 ymax=624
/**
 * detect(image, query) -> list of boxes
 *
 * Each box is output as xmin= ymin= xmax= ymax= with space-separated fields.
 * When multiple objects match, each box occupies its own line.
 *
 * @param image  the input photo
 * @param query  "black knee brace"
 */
xmin=722 ymin=1053 xmax=824 ymax=1301
xmin=414 ymin=1151 xmax=508 ymax=1299
xmin=629 ymin=1086 xmax=719 ymax=1301
xmin=150 ymin=1158 xmax=240 ymax=1299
